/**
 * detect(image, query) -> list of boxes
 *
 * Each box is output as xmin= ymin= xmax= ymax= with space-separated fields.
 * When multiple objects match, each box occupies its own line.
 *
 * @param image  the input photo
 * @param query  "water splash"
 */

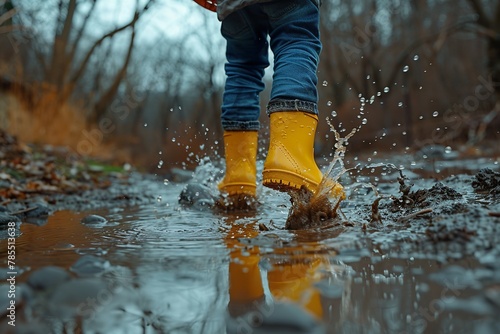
xmin=317 ymin=123 xmax=357 ymax=200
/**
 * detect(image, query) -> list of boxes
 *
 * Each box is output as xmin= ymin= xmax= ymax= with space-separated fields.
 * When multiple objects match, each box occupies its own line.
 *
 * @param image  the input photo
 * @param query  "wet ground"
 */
xmin=1 ymin=151 xmax=500 ymax=333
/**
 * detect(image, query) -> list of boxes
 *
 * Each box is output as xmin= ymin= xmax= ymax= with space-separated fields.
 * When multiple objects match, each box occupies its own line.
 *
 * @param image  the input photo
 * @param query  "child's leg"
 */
xmin=218 ymin=7 xmax=268 ymax=204
xmin=262 ymin=0 xmax=342 ymax=197
xmin=220 ymin=7 xmax=269 ymax=132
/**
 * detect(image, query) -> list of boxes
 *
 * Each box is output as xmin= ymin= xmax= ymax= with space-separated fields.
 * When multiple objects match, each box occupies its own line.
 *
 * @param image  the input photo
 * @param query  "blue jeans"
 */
xmin=220 ymin=0 xmax=322 ymax=131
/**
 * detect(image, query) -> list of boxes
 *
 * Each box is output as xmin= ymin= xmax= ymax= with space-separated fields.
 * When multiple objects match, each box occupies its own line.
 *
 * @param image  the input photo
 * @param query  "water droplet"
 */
xmin=331 ymin=111 xmax=337 ymax=117
xmin=413 ymin=55 xmax=419 ymax=61
xmin=419 ymin=115 xmax=424 ymax=120
xmin=377 ymin=91 xmax=381 ymax=96
xmin=163 ymin=179 xmax=169 ymax=185
xmin=398 ymin=102 xmax=403 ymax=107
xmin=361 ymin=118 xmax=368 ymax=125
xmin=157 ymin=195 xmax=162 ymax=202
xmin=403 ymin=65 xmax=409 ymax=72
xmin=322 ymin=80 xmax=328 ymax=86
xmin=200 ymin=144 xmax=205 ymax=150
xmin=445 ymin=146 xmax=452 ymax=154
xmin=384 ymin=87 xmax=390 ymax=93
xmin=327 ymin=100 xmax=332 ymax=106
xmin=366 ymin=75 xmax=371 ymax=79
xmin=432 ymin=111 xmax=439 ymax=117
xmin=172 ymin=138 xmax=176 ymax=142
xmin=143 ymin=123 xmax=148 ymax=127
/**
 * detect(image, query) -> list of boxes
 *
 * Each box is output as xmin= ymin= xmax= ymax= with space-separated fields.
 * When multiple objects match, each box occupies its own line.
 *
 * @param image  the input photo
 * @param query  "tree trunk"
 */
xmin=92 ymin=26 xmax=137 ymax=123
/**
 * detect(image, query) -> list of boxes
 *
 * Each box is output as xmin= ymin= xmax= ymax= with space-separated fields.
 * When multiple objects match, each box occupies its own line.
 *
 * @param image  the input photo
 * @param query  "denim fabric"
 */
xmin=220 ymin=0 xmax=321 ymax=131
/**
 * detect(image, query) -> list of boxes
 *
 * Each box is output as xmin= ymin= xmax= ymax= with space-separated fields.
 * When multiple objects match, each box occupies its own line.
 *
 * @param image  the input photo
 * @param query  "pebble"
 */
xmin=81 ymin=214 xmax=108 ymax=226
xmin=27 ymin=266 xmax=71 ymax=291
xmin=70 ymin=255 xmax=110 ymax=277
xmin=47 ymin=278 xmax=108 ymax=320
xmin=0 ymin=213 xmax=21 ymax=229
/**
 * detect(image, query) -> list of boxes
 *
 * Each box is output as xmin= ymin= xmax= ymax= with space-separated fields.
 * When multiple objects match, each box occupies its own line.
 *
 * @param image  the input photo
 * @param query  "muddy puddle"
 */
xmin=1 ymin=154 xmax=500 ymax=333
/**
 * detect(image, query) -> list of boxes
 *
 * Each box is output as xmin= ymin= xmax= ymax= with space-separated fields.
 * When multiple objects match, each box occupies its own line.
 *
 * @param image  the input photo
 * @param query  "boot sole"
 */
xmin=219 ymin=183 xmax=256 ymax=196
xmin=262 ymin=169 xmax=318 ymax=193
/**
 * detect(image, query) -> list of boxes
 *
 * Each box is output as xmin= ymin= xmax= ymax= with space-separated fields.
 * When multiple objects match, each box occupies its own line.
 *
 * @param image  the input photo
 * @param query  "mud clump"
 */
xmin=472 ymin=168 xmax=500 ymax=195
xmin=409 ymin=182 xmax=463 ymax=208
xmin=285 ymin=187 xmax=341 ymax=230
xmin=390 ymin=170 xmax=463 ymax=211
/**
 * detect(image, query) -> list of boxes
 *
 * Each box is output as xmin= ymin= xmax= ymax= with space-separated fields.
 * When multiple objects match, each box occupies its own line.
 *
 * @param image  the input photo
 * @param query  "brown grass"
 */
xmin=1 ymin=90 xmax=87 ymax=149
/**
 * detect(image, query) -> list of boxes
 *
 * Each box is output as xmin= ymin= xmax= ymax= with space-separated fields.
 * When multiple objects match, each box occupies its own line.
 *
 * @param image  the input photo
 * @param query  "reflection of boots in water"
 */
xmin=225 ymin=221 xmax=264 ymax=317
xmin=263 ymin=111 xmax=344 ymax=198
xmin=267 ymin=258 xmax=323 ymax=319
xmin=217 ymin=131 xmax=258 ymax=210
xmin=225 ymin=222 xmax=326 ymax=333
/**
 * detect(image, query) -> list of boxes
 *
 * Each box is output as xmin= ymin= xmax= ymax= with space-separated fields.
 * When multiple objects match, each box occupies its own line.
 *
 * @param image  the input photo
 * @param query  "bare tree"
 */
xmin=466 ymin=0 xmax=500 ymax=98
xmin=11 ymin=0 xmax=155 ymax=123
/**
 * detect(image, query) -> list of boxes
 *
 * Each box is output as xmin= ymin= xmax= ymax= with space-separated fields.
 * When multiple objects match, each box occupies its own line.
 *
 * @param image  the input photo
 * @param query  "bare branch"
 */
xmin=0 ymin=6 xmax=16 ymax=26
xmin=93 ymin=26 xmax=137 ymax=121
xmin=69 ymin=0 xmax=154 ymax=87
xmin=466 ymin=0 xmax=491 ymax=28
xmin=67 ymin=0 xmax=97 ymax=67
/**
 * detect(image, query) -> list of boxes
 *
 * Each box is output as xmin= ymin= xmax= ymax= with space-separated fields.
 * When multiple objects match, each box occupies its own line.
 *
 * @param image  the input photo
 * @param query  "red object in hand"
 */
xmin=193 ymin=0 xmax=217 ymax=12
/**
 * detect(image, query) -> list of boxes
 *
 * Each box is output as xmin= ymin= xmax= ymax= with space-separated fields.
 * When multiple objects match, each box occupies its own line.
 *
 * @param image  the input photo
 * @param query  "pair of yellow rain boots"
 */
xmin=218 ymin=112 xmax=344 ymax=206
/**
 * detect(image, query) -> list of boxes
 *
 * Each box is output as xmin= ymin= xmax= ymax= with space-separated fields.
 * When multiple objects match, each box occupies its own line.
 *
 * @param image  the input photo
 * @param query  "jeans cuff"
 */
xmin=266 ymin=99 xmax=318 ymax=116
xmin=222 ymin=120 xmax=260 ymax=131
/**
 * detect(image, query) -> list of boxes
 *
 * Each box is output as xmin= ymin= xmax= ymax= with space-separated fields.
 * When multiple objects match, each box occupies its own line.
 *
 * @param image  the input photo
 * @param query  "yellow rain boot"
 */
xmin=218 ymin=131 xmax=258 ymax=209
xmin=263 ymin=112 xmax=344 ymax=198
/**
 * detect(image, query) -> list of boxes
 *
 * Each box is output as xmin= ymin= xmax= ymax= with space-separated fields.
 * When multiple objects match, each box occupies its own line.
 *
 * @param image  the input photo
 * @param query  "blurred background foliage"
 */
xmin=0 ymin=0 xmax=498 ymax=172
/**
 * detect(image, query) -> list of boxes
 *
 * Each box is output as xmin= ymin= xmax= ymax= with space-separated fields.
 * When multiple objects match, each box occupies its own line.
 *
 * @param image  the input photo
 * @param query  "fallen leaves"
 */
xmin=0 ymin=129 xmax=121 ymax=200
